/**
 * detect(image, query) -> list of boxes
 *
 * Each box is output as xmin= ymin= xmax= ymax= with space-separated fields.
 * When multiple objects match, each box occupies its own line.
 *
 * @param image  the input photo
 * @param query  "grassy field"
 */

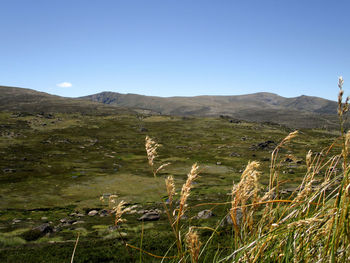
xmin=0 ymin=110 xmax=343 ymax=262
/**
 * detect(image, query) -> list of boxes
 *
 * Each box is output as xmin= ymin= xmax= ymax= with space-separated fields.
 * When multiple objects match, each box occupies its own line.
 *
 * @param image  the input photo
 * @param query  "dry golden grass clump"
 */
xmin=185 ymin=227 xmax=201 ymax=263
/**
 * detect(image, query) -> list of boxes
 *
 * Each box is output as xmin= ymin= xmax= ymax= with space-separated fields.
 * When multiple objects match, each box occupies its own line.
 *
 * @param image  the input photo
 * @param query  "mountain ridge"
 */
xmin=0 ymin=85 xmax=340 ymax=128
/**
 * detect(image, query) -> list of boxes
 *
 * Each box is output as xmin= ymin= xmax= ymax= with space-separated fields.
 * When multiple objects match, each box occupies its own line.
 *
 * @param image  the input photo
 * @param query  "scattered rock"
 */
xmin=88 ymin=210 xmax=99 ymax=216
xmin=129 ymin=204 xmax=139 ymax=210
xmin=99 ymin=209 xmax=109 ymax=217
xmin=3 ymin=168 xmax=16 ymax=173
xmin=250 ymin=140 xmax=276 ymax=150
xmin=197 ymin=210 xmax=214 ymax=219
xmin=138 ymin=212 xmax=160 ymax=221
xmin=72 ymin=221 xmax=85 ymax=225
xmin=229 ymin=152 xmax=240 ymax=157
xmin=60 ymin=218 xmax=68 ymax=223
xmin=221 ymin=209 xmax=243 ymax=226
xmin=174 ymin=214 xmax=188 ymax=221
xmin=12 ymin=219 xmax=21 ymax=224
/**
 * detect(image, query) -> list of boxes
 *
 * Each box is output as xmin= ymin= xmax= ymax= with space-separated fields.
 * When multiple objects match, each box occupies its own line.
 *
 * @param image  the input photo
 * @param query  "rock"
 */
xmin=197 ymin=210 xmax=214 ymax=219
xmin=41 ymin=217 xmax=48 ymax=221
xmin=35 ymin=223 xmax=52 ymax=234
xmin=88 ymin=210 xmax=98 ymax=216
xmin=60 ymin=218 xmax=68 ymax=223
xmin=288 ymin=169 xmax=295 ymax=174
xmin=3 ymin=168 xmax=16 ymax=173
xmin=216 ymin=162 xmax=222 ymax=165
xmin=285 ymin=187 xmax=298 ymax=193
xmin=285 ymin=157 xmax=294 ymax=162
xmin=99 ymin=209 xmax=109 ymax=217
xmin=251 ymin=140 xmax=276 ymax=150
xmin=60 ymin=218 xmax=76 ymax=225
xmin=72 ymin=221 xmax=85 ymax=225
xmin=139 ymin=127 xmax=148 ymax=132
xmin=12 ymin=219 xmax=21 ymax=224
xmin=174 ymin=214 xmax=188 ymax=221
xmin=229 ymin=152 xmax=240 ymax=157
xmin=22 ymin=223 xmax=53 ymax=241
xmin=138 ymin=212 xmax=160 ymax=221
xmin=221 ymin=209 xmax=243 ymax=226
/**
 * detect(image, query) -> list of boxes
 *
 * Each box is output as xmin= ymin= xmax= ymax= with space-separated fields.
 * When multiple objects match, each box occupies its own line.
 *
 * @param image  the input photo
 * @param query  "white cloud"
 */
xmin=56 ymin=82 xmax=72 ymax=88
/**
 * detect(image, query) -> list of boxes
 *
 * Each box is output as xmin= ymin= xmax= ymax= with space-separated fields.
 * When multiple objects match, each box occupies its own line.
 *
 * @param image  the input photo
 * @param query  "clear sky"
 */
xmin=1 ymin=0 xmax=349 ymax=100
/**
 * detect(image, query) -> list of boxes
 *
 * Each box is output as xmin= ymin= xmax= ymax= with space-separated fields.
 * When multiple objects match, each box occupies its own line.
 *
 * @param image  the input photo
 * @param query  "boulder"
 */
xmin=88 ymin=210 xmax=98 ymax=216
xmin=22 ymin=223 xmax=53 ymax=241
xmin=197 ymin=210 xmax=214 ymax=219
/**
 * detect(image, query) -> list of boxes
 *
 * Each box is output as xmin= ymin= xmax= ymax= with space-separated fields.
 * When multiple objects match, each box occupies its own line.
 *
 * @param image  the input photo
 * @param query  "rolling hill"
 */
xmin=0 ymin=86 xmax=134 ymax=115
xmin=0 ymin=85 xmax=342 ymax=128
xmin=80 ymin=91 xmax=339 ymax=128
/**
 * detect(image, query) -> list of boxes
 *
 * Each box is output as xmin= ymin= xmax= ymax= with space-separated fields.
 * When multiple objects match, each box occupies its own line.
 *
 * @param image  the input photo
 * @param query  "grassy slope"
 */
xmin=0 ymin=110 xmax=340 ymax=262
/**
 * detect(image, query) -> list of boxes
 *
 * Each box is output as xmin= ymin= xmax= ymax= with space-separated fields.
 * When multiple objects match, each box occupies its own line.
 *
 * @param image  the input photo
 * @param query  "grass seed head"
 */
xmin=186 ymin=227 xmax=201 ymax=263
xmin=165 ymin=175 xmax=176 ymax=205
xmin=179 ymin=163 xmax=200 ymax=213
xmin=113 ymin=200 xmax=131 ymax=227
xmin=145 ymin=136 xmax=160 ymax=167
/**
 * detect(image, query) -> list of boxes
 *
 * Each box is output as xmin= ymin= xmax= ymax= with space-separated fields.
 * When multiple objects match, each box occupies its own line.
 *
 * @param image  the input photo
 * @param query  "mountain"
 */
xmin=0 ymin=86 xmax=134 ymax=115
xmin=80 ymin=91 xmax=339 ymax=128
xmin=0 ymin=85 xmax=341 ymax=128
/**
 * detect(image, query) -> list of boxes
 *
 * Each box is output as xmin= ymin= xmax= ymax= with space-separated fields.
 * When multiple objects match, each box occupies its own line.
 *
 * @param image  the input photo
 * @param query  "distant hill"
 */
xmin=0 ymin=86 xmax=342 ymax=128
xmin=0 ymin=86 xmax=134 ymax=115
xmin=80 ymin=91 xmax=339 ymax=128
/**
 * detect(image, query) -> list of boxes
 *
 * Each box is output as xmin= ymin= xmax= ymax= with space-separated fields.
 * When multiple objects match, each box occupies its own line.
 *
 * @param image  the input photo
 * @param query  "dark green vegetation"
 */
xmin=0 ymin=107 xmax=340 ymax=262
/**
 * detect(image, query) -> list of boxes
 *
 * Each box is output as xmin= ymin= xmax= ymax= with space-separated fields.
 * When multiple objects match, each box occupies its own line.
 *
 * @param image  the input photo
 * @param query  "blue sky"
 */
xmin=1 ymin=0 xmax=349 ymax=100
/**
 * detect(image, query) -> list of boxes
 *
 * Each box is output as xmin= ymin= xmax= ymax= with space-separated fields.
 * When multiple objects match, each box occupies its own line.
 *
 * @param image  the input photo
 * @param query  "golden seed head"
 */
xmin=306 ymin=150 xmax=312 ymax=170
xmin=145 ymin=136 xmax=160 ymax=167
xmin=179 ymin=163 xmax=200 ymax=213
xmin=165 ymin=175 xmax=176 ymax=205
xmin=113 ymin=200 xmax=131 ymax=226
xmin=283 ymin=130 xmax=298 ymax=144
xmin=186 ymin=227 xmax=201 ymax=263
